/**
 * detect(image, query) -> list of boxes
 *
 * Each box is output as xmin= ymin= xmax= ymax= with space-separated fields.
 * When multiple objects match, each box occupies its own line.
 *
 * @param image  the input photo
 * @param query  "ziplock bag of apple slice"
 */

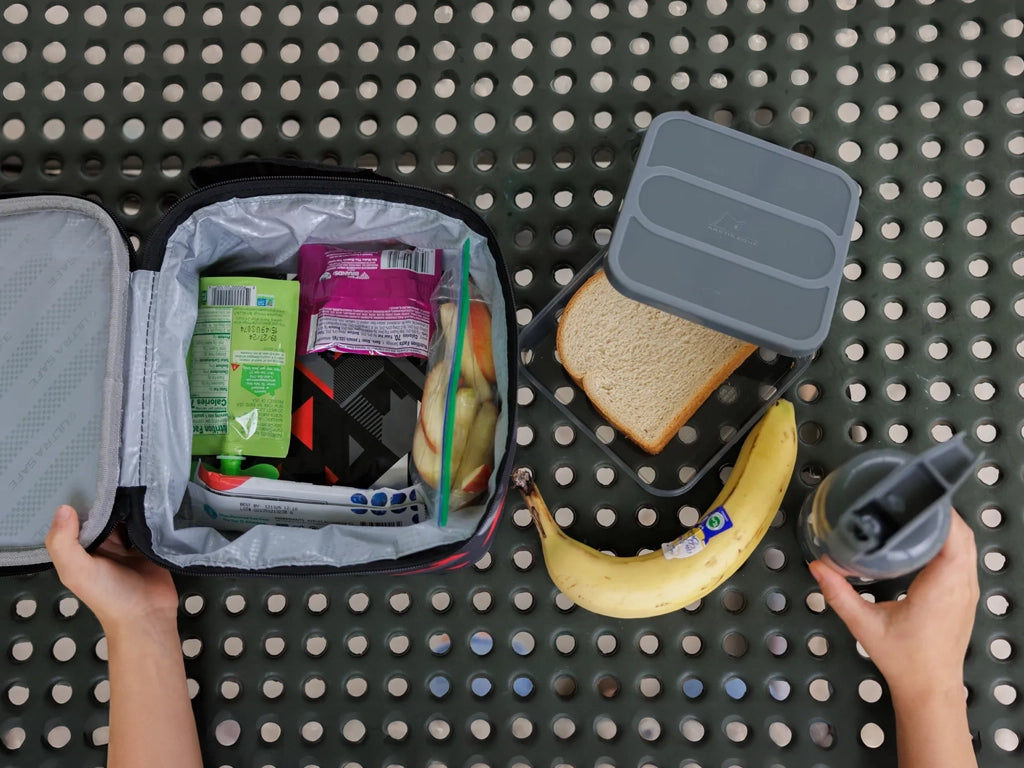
xmin=410 ymin=240 xmax=502 ymax=526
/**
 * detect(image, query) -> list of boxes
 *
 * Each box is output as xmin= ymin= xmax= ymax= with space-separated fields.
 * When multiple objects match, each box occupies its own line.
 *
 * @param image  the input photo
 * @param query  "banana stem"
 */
xmin=511 ymin=467 xmax=549 ymax=539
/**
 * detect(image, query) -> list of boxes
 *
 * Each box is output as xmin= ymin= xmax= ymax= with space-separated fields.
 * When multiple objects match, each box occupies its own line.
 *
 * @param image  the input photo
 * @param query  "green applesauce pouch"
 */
xmin=189 ymin=276 xmax=300 ymax=468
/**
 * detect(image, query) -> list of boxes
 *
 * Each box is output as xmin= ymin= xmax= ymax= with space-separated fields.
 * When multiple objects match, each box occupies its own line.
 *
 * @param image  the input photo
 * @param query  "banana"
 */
xmin=512 ymin=398 xmax=797 ymax=619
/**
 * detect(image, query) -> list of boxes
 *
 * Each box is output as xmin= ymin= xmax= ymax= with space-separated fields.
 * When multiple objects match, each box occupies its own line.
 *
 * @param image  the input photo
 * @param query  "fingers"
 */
xmin=43 ymin=506 xmax=94 ymax=593
xmin=916 ymin=509 xmax=979 ymax=589
xmin=95 ymin=531 xmax=133 ymax=560
xmin=920 ymin=509 xmax=980 ymax=605
xmin=809 ymin=560 xmax=878 ymax=641
xmin=957 ymin=512 xmax=981 ymax=605
xmin=946 ymin=509 xmax=977 ymax=560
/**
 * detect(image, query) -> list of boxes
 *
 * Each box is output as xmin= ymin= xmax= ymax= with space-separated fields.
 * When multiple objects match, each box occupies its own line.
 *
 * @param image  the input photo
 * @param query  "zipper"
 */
xmin=99 ymin=199 xmax=139 ymax=266
xmin=87 ymin=499 xmax=129 ymax=552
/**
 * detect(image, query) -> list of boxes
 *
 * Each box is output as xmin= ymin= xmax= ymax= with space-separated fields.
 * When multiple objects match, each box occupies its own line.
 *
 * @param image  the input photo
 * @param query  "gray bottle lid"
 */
xmin=606 ymin=111 xmax=861 ymax=357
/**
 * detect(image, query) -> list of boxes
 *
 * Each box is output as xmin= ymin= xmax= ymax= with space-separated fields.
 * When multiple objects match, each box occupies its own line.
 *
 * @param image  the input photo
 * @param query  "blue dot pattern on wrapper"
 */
xmin=350 ymin=492 xmax=368 ymax=515
xmin=371 ymin=491 xmax=388 ymax=507
xmin=391 ymin=492 xmax=407 ymax=504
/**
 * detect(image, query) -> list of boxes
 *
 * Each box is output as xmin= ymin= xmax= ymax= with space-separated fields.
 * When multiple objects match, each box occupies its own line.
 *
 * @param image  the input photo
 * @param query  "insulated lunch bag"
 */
xmin=0 ymin=159 xmax=517 ymax=576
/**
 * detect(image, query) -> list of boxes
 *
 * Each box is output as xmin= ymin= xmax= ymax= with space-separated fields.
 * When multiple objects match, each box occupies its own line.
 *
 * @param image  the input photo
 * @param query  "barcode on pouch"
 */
xmin=380 ymin=248 xmax=436 ymax=275
xmin=206 ymin=285 xmax=257 ymax=306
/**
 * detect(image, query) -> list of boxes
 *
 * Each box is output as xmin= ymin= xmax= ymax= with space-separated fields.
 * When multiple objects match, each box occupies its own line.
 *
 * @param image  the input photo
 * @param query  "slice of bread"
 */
xmin=556 ymin=271 xmax=756 ymax=454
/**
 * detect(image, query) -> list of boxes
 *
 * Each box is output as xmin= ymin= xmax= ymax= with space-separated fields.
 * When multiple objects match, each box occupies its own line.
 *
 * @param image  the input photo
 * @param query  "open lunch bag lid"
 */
xmin=0 ymin=195 xmax=129 ymax=568
xmin=0 ymin=160 xmax=517 ymax=575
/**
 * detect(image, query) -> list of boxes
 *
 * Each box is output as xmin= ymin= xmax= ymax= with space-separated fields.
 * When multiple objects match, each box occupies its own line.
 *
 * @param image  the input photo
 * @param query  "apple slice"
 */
xmin=412 ymin=421 xmax=441 ymax=488
xmin=415 ymin=388 xmax=480 ymax=491
xmin=419 ymin=361 xmax=450 ymax=452
xmin=445 ymin=462 xmax=493 ymax=513
xmin=468 ymin=301 xmax=496 ymax=383
xmin=438 ymin=301 xmax=493 ymax=397
xmin=447 ymin=387 xmax=479 ymax=476
xmin=445 ymin=487 xmax=476 ymax=513
xmin=453 ymin=400 xmax=499 ymax=485
xmin=457 ymin=464 xmax=492 ymax=494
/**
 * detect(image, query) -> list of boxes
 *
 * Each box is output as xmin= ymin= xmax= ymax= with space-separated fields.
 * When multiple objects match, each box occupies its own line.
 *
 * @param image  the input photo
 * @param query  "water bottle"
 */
xmin=798 ymin=432 xmax=980 ymax=582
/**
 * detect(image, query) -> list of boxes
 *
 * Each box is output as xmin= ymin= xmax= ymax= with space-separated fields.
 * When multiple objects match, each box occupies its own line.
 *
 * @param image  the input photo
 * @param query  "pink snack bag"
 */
xmin=297 ymin=244 xmax=444 ymax=357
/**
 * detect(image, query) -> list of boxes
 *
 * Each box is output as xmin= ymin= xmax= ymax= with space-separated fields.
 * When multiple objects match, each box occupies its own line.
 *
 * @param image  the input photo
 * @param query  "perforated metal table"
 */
xmin=2 ymin=2 xmax=1023 ymax=766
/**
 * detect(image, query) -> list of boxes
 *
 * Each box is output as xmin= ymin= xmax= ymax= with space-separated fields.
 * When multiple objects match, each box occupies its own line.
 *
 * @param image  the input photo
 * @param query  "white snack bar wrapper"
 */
xmin=183 ymin=464 xmax=426 ymax=532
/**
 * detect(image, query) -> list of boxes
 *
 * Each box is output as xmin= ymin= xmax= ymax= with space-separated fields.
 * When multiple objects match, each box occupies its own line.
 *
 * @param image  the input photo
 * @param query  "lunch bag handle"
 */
xmin=189 ymin=158 xmax=392 ymax=190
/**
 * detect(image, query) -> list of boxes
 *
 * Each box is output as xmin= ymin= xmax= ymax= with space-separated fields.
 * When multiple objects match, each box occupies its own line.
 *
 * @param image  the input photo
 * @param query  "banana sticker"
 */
xmin=661 ymin=507 xmax=734 ymax=559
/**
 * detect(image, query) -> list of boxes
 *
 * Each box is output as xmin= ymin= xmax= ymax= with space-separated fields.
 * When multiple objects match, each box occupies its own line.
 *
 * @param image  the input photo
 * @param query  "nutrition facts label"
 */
xmin=308 ymin=305 xmax=431 ymax=357
xmin=189 ymin=307 xmax=231 ymax=435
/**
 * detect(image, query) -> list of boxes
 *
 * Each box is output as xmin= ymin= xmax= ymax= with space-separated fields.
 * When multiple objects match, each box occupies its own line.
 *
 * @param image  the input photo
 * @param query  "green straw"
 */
xmin=436 ymin=238 xmax=472 ymax=526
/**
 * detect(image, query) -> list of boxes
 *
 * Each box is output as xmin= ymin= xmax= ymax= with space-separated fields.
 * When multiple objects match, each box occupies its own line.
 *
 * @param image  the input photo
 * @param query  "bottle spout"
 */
xmin=838 ymin=434 xmax=981 ymax=565
xmin=922 ymin=432 xmax=978 ymax=491
xmin=845 ymin=504 xmax=897 ymax=554
xmin=862 ymin=434 xmax=978 ymax=529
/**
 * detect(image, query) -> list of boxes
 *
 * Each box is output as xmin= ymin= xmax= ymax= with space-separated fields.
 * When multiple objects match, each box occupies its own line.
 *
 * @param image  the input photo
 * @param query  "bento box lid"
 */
xmin=606 ymin=111 xmax=860 ymax=357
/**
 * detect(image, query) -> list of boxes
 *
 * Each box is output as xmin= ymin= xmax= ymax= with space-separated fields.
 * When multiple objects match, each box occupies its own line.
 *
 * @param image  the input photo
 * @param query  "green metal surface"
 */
xmin=3 ymin=1 xmax=1023 ymax=766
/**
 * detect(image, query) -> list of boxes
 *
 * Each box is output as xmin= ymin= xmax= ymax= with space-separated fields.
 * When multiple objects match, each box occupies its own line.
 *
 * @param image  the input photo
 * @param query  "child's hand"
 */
xmin=44 ymin=505 xmax=180 ymax=637
xmin=809 ymin=509 xmax=979 ymax=702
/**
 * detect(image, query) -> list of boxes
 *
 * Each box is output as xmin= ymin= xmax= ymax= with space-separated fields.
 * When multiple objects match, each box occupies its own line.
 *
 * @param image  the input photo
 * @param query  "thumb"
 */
xmin=809 ymin=560 xmax=878 ymax=640
xmin=44 ymin=506 xmax=93 ymax=588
